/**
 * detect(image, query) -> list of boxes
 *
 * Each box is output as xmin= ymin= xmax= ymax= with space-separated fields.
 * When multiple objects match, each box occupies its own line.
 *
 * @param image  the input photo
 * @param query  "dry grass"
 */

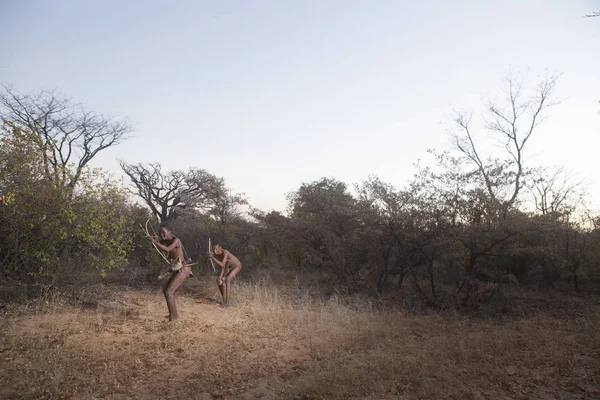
xmin=0 ymin=274 xmax=599 ymax=400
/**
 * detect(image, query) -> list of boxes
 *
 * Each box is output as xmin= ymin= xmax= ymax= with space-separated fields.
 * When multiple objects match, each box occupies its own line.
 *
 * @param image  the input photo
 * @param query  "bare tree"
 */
xmin=453 ymin=73 xmax=558 ymax=210
xmin=119 ymin=162 xmax=223 ymax=222
xmin=0 ymin=85 xmax=132 ymax=192
xmin=528 ymin=166 xmax=587 ymax=216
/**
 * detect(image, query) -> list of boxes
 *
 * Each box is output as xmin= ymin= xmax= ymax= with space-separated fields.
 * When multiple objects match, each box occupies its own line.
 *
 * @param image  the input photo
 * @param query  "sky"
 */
xmin=1 ymin=0 xmax=599 ymax=212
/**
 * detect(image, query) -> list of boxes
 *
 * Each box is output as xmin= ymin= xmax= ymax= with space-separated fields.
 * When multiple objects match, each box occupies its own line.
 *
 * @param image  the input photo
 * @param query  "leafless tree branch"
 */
xmin=0 ymin=85 xmax=132 ymax=193
xmin=528 ymin=166 xmax=587 ymax=216
xmin=452 ymin=73 xmax=559 ymax=210
xmin=119 ymin=161 xmax=226 ymax=222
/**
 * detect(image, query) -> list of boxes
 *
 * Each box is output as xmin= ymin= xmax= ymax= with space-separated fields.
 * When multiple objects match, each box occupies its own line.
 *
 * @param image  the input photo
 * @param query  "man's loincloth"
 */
xmin=170 ymin=259 xmax=184 ymax=272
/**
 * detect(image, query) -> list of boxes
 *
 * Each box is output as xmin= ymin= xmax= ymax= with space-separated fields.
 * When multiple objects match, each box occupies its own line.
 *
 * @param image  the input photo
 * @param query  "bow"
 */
xmin=207 ymin=226 xmax=216 ymax=273
xmin=140 ymin=218 xmax=170 ymax=266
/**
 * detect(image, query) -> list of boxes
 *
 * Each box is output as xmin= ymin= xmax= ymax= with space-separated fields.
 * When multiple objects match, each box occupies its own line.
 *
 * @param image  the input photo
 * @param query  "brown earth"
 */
xmin=0 ymin=277 xmax=599 ymax=399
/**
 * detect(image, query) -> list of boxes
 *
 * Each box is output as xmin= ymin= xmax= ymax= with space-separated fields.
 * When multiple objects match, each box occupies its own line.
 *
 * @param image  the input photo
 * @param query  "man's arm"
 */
xmin=213 ymin=253 xmax=229 ymax=285
xmin=209 ymin=253 xmax=228 ymax=268
xmin=217 ymin=266 xmax=225 ymax=285
xmin=151 ymin=237 xmax=181 ymax=253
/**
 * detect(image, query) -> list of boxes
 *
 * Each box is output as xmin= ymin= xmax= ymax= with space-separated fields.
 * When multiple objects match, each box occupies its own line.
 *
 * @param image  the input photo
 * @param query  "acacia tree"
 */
xmin=0 ymin=85 xmax=132 ymax=194
xmin=119 ymin=162 xmax=227 ymax=222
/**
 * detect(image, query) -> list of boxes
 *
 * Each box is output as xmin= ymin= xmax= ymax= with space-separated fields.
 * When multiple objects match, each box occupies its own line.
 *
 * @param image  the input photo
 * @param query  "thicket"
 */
xmin=2 ymin=76 xmax=598 ymax=310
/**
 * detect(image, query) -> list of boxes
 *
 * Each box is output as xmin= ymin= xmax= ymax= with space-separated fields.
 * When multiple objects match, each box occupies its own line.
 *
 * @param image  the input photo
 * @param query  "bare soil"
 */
xmin=1 ymin=278 xmax=599 ymax=399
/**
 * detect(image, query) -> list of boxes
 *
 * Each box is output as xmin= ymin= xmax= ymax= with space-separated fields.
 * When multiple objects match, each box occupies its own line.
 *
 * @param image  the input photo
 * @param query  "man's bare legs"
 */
xmin=222 ymin=264 xmax=242 ymax=307
xmin=217 ymin=274 xmax=226 ymax=305
xmin=163 ymin=266 xmax=191 ymax=321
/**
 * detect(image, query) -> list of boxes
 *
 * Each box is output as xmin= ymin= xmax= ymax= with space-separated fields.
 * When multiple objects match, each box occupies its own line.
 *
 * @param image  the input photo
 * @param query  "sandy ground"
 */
xmin=1 ymin=280 xmax=599 ymax=400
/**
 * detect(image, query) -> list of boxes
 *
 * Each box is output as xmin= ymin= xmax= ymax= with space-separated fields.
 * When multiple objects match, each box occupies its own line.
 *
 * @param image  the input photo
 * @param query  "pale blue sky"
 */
xmin=1 ymin=1 xmax=599 ymax=211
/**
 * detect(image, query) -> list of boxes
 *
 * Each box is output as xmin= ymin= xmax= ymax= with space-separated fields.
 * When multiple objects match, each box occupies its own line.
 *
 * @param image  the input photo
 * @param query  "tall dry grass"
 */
xmin=0 ymin=273 xmax=598 ymax=399
xmin=233 ymin=277 xmax=600 ymax=399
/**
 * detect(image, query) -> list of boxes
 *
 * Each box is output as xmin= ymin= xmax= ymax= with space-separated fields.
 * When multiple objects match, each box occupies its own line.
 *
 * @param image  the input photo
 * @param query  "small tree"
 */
xmin=356 ymin=176 xmax=420 ymax=294
xmin=287 ymin=177 xmax=365 ymax=284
